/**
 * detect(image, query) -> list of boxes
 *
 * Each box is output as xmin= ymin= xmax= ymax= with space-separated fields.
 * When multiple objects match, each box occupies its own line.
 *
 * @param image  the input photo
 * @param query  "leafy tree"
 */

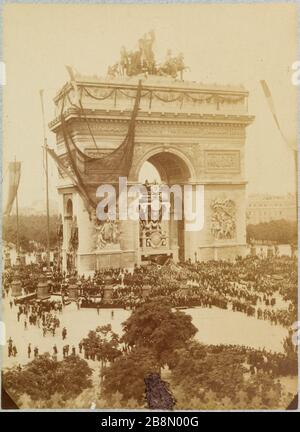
xmin=170 ymin=341 xmax=288 ymax=410
xmin=101 ymin=348 xmax=158 ymax=404
xmin=121 ymin=297 xmax=197 ymax=368
xmin=170 ymin=341 xmax=246 ymax=402
xmin=81 ymin=325 xmax=122 ymax=371
xmin=3 ymin=353 xmax=92 ymax=404
xmin=247 ymin=220 xmax=297 ymax=244
xmin=282 ymin=331 xmax=298 ymax=375
xmin=3 ymin=215 xmax=58 ymax=252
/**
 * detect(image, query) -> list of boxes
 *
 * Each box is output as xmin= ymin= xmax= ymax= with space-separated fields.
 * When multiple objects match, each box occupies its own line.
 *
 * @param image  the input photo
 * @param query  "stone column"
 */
xmin=11 ymin=269 xmax=22 ymax=297
xmin=68 ymin=276 xmax=79 ymax=301
xmin=267 ymin=246 xmax=274 ymax=259
xmin=4 ymin=250 xmax=11 ymax=269
xmin=20 ymin=253 xmax=26 ymax=266
xmin=142 ymin=286 xmax=151 ymax=299
xmin=103 ymin=286 xmax=114 ymax=303
xmin=37 ymin=273 xmax=49 ymax=299
xmin=36 ymin=251 xmax=42 ymax=265
xmin=119 ymin=187 xmax=139 ymax=267
xmin=169 ymin=208 xmax=179 ymax=262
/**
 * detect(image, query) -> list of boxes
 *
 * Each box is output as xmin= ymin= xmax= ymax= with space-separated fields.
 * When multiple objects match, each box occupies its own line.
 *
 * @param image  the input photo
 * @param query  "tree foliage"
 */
xmin=3 ymin=353 xmax=92 ymax=403
xmin=170 ymin=341 xmax=289 ymax=410
xmin=101 ymin=348 xmax=158 ymax=404
xmin=3 ymin=215 xmax=58 ymax=252
xmin=247 ymin=220 xmax=297 ymax=244
xmin=170 ymin=341 xmax=246 ymax=401
xmin=81 ymin=324 xmax=122 ymax=365
xmin=121 ymin=297 xmax=197 ymax=368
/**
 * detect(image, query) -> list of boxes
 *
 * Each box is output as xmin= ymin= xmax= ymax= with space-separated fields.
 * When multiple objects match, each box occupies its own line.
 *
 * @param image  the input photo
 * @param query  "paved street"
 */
xmin=2 ymin=292 xmax=289 ymax=370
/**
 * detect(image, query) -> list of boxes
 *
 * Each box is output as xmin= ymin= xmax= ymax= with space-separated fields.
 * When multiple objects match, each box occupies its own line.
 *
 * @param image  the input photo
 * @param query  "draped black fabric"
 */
xmin=46 ymin=146 xmax=95 ymax=213
xmin=52 ymin=79 xmax=142 ymax=215
xmin=61 ymin=79 xmax=142 ymax=186
xmin=60 ymin=114 xmax=97 ymax=210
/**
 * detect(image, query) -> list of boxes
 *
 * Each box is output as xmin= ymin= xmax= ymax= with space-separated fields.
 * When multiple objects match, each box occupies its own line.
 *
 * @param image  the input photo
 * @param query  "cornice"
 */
xmin=49 ymin=108 xmax=254 ymax=131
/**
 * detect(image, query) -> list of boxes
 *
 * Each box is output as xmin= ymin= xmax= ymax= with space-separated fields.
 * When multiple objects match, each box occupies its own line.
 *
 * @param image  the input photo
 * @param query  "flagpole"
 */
xmin=40 ymin=90 xmax=51 ymax=270
xmin=294 ymin=148 xmax=298 ymax=219
xmin=15 ymin=156 xmax=20 ymax=259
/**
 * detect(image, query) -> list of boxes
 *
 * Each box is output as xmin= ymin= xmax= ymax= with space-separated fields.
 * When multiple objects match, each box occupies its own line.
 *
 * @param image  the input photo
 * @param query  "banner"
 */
xmin=260 ymin=80 xmax=297 ymax=151
xmin=4 ymin=161 xmax=21 ymax=216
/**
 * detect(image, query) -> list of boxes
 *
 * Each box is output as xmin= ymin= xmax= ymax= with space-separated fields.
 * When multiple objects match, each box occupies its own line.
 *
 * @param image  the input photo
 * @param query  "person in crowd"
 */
xmin=27 ymin=343 xmax=31 ymax=359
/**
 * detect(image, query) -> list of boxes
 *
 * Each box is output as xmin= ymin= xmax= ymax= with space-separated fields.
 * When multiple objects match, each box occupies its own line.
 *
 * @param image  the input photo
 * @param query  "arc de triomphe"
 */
xmin=49 ymin=74 xmax=254 ymax=274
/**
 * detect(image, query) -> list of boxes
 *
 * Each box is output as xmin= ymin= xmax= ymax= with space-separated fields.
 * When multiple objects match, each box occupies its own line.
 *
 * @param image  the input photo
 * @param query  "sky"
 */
xmin=2 ymin=2 xmax=298 ymax=208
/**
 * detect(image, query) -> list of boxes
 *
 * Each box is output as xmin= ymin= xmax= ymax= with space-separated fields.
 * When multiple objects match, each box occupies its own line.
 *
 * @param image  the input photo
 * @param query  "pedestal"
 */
xmin=142 ymin=286 xmax=152 ymax=299
xmin=4 ymin=251 xmax=11 ymax=269
xmin=36 ymin=252 xmax=42 ymax=265
xmin=95 ymin=248 xmax=122 ymax=269
xmin=250 ymin=246 xmax=256 ymax=256
xmin=11 ymin=279 xmax=22 ymax=297
xmin=68 ymin=276 xmax=79 ymax=300
xmin=103 ymin=286 xmax=114 ymax=302
xmin=267 ymin=246 xmax=274 ymax=259
xmin=20 ymin=253 xmax=26 ymax=266
xmin=37 ymin=274 xmax=49 ymax=299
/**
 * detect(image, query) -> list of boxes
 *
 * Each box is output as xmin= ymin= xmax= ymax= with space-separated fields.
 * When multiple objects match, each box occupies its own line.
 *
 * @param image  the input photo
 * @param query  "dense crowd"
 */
xmin=3 ymin=253 xmax=298 ymax=396
xmin=108 ymin=256 xmax=297 ymax=328
xmin=203 ymin=340 xmax=297 ymax=377
xmin=2 ymin=255 xmax=297 ymax=329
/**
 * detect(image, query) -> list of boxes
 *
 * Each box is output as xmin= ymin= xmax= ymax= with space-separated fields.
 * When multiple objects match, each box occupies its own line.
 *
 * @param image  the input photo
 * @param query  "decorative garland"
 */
xmin=83 ymin=87 xmax=116 ymax=100
xmin=80 ymin=85 xmax=245 ymax=107
xmin=151 ymin=91 xmax=183 ymax=103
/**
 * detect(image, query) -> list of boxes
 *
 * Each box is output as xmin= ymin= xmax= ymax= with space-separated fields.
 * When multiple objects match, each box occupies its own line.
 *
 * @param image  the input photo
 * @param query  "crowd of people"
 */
xmin=2 ymin=255 xmax=298 ymax=408
xmin=2 ymin=253 xmax=297 ymax=373
xmin=2 ymin=255 xmax=297 ymax=329
xmin=106 ymin=255 xmax=297 ymax=328
xmin=205 ymin=340 xmax=297 ymax=378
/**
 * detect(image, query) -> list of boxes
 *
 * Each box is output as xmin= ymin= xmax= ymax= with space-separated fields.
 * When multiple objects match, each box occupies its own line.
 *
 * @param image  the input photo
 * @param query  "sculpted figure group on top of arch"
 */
xmin=107 ymin=30 xmax=188 ymax=80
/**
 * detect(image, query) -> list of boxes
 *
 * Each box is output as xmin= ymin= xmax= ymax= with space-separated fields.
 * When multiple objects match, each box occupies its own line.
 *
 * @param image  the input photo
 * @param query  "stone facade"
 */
xmin=247 ymin=193 xmax=297 ymax=224
xmin=49 ymin=75 xmax=254 ymax=274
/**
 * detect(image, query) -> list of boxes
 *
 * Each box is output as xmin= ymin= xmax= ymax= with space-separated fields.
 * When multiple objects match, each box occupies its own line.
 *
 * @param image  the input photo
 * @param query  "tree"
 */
xmin=282 ymin=331 xmax=298 ymax=375
xmin=121 ymin=297 xmax=197 ymax=369
xmin=3 ymin=353 xmax=92 ymax=404
xmin=3 ymin=214 xmax=58 ymax=252
xmin=81 ymin=324 xmax=122 ymax=369
xmin=247 ymin=219 xmax=297 ymax=244
xmin=170 ymin=341 xmax=247 ymax=402
xmin=101 ymin=347 xmax=158 ymax=405
xmin=170 ymin=341 xmax=286 ymax=410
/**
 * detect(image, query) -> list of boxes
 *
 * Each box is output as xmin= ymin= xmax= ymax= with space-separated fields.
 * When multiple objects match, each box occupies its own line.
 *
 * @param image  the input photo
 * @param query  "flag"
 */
xmin=260 ymin=80 xmax=297 ymax=151
xmin=4 ymin=161 xmax=21 ymax=216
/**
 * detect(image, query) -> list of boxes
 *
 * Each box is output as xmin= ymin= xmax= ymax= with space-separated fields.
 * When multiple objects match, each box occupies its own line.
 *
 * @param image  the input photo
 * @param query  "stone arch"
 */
xmin=131 ymin=146 xmax=196 ymax=184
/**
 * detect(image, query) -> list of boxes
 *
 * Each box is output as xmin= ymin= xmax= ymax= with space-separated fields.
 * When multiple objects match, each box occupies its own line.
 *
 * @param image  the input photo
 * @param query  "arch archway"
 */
xmin=136 ymin=149 xmax=194 ymax=263
xmin=133 ymin=147 xmax=195 ymax=184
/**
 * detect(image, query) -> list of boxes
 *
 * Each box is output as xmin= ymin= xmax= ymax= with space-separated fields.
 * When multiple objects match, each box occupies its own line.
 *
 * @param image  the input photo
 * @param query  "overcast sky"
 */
xmin=3 ymin=2 xmax=298 ymax=208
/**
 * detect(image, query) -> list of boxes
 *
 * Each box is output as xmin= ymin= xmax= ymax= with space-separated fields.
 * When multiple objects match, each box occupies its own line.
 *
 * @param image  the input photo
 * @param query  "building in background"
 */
xmin=246 ymin=193 xmax=296 ymax=224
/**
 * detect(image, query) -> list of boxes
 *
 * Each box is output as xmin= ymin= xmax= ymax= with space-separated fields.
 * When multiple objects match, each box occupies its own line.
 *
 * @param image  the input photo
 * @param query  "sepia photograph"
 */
xmin=1 ymin=2 xmax=299 ymax=412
